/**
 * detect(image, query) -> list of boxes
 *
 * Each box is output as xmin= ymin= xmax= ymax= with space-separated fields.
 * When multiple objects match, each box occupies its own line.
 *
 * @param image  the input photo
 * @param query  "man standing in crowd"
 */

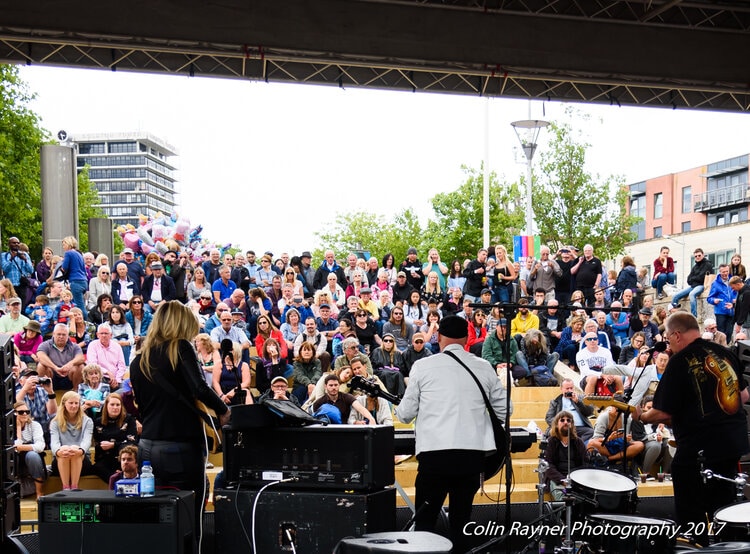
xmin=400 ymin=248 xmax=424 ymax=291
xmin=396 ymin=316 xmax=510 ymax=553
xmin=571 ymin=244 xmax=602 ymax=305
xmin=637 ymin=312 xmax=749 ymax=547
xmin=463 ymin=248 xmax=488 ymax=302
xmin=707 ymin=264 xmax=736 ymax=340
xmin=2 ymin=236 xmax=34 ymax=308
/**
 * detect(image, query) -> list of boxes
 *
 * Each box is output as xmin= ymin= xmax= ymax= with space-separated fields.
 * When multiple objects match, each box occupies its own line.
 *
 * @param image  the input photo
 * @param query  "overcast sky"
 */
xmin=19 ymin=65 xmax=750 ymax=256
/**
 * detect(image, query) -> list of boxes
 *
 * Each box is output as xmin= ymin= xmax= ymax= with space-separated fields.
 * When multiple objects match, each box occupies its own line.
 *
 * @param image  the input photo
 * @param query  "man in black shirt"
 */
xmin=571 ymin=244 xmax=602 ymax=305
xmin=637 ymin=312 xmax=749 ymax=546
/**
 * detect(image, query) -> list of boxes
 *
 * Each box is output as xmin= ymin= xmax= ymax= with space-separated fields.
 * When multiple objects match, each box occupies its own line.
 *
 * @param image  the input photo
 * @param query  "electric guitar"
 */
xmin=583 ymin=395 xmax=637 ymax=414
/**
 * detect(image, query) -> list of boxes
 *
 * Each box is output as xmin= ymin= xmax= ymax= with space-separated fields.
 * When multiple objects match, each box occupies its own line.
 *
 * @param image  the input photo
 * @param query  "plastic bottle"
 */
xmin=140 ymin=461 xmax=155 ymax=497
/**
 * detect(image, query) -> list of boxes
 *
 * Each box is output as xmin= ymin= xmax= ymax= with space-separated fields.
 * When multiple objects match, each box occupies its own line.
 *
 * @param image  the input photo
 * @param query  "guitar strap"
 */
xmin=443 ymin=350 xmax=507 ymax=456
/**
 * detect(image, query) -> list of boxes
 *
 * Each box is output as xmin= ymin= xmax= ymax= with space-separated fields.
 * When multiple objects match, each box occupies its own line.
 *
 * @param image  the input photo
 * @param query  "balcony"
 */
xmin=693 ymin=183 xmax=750 ymax=212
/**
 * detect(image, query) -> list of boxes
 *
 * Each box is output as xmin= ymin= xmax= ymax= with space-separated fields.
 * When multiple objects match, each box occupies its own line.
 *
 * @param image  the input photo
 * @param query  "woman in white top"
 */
xmin=87 ymin=266 xmax=112 ymax=311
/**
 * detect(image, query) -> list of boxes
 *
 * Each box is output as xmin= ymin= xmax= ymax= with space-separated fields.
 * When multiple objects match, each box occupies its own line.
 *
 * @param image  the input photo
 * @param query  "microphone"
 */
xmin=648 ymin=341 xmax=668 ymax=354
xmin=220 ymin=338 xmax=234 ymax=361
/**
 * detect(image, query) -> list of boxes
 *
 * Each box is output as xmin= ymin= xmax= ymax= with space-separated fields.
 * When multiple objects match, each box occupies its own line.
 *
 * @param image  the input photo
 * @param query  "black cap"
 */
xmin=439 ymin=316 xmax=468 ymax=339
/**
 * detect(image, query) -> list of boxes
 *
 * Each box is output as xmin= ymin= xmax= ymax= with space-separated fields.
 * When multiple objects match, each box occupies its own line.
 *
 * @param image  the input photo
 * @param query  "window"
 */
xmin=682 ymin=186 xmax=692 ymax=214
xmin=78 ymin=142 xmax=105 ymax=154
xmin=681 ymin=221 xmax=691 ymax=233
xmin=654 ymin=193 xmax=663 ymax=219
xmin=653 ymin=226 xmax=662 ymax=238
xmin=630 ymin=196 xmax=646 ymax=241
xmin=708 ymin=207 xmax=748 ymax=227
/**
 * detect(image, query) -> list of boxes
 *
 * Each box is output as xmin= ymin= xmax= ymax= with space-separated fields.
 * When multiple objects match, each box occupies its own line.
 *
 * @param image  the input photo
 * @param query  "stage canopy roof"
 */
xmin=2 ymin=0 xmax=749 ymax=111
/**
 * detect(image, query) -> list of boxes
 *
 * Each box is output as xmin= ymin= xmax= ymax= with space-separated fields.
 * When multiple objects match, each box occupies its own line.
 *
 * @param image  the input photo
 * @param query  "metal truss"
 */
xmin=1 ymin=14 xmax=748 ymax=112
xmin=400 ymin=0 xmax=750 ymax=31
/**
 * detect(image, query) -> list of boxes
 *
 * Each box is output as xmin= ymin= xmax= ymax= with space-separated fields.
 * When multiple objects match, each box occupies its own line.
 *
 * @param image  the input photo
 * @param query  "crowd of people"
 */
xmin=4 ymin=234 xmax=750 ymax=549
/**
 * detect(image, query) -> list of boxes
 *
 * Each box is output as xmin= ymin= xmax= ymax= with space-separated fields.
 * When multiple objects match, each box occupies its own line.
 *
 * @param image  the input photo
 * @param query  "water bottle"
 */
xmin=140 ymin=461 xmax=155 ymax=497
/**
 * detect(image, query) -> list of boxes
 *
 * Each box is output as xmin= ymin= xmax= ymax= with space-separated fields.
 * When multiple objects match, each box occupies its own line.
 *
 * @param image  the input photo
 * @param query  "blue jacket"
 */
xmin=707 ymin=277 xmax=736 ymax=316
xmin=125 ymin=309 xmax=152 ymax=337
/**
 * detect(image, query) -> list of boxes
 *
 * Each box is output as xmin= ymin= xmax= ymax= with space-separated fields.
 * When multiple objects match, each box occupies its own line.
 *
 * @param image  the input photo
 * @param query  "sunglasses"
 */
xmin=15 ymin=410 xmax=30 ymax=415
xmin=559 ymin=417 xmax=572 ymax=423
xmin=101 ymin=272 xmax=110 ymax=275
xmin=383 ymin=339 xmax=394 ymax=343
xmin=585 ymin=338 xmax=598 ymax=342
xmin=414 ymin=339 xmax=424 ymax=344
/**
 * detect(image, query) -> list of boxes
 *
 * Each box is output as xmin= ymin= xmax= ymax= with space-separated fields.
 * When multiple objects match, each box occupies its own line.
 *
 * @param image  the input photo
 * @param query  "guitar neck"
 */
xmin=583 ymin=395 xmax=636 ymax=414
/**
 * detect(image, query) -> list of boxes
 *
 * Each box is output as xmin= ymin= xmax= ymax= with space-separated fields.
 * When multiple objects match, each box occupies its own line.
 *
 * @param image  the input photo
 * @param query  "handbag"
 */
xmin=443 ymin=350 xmax=508 ymax=478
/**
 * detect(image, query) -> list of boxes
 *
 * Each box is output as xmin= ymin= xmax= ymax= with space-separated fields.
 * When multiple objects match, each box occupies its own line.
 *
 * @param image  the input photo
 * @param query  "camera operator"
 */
xmin=545 ymin=378 xmax=594 ymax=442
xmin=15 ymin=368 xmax=57 ymax=448
xmin=1 ymin=236 xmax=34 ymax=309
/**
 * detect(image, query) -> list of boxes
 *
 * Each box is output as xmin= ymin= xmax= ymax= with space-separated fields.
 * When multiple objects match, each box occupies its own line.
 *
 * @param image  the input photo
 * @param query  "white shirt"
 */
xmin=576 ymin=346 xmax=615 ymax=381
xmin=395 ymin=344 xmax=511 ymax=455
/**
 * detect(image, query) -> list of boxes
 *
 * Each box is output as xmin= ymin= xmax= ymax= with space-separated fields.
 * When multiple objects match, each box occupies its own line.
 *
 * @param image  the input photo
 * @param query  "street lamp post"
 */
xmin=511 ymin=119 xmax=549 ymax=236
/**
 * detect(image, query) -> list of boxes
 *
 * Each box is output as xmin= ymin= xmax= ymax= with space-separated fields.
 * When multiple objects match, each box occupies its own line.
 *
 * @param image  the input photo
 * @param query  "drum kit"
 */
xmin=520 ymin=445 xmax=750 ymax=553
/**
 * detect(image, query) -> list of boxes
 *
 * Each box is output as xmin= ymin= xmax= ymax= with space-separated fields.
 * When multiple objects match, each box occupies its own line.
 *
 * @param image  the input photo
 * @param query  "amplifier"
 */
xmin=214 ymin=487 xmax=396 ymax=553
xmin=39 ymin=490 xmax=195 ymax=554
xmin=224 ymin=424 xmax=394 ymax=490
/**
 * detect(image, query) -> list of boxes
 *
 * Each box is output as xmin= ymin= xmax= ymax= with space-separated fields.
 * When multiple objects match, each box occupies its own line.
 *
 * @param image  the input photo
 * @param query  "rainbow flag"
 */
xmin=513 ymin=235 xmax=541 ymax=262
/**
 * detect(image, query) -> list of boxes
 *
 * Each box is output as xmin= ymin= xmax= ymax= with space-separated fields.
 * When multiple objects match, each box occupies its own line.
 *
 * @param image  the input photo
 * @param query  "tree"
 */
xmin=423 ymin=164 xmax=525 ymax=261
xmin=0 ymin=66 xmax=110 ymax=257
xmin=533 ymin=119 xmax=639 ymax=260
xmin=313 ymin=208 xmax=424 ymax=263
xmin=0 ymin=64 xmax=47 ymax=254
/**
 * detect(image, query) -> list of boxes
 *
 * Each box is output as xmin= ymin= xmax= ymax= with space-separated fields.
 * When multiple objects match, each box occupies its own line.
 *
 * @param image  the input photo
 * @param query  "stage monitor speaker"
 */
xmin=334 ymin=531 xmax=452 ymax=553
xmin=39 ymin=490 xmax=194 ymax=554
xmin=214 ymin=487 xmax=396 ymax=553
xmin=0 ymin=335 xmax=12 ymax=379
xmin=1 ymin=481 xmax=20 ymax=536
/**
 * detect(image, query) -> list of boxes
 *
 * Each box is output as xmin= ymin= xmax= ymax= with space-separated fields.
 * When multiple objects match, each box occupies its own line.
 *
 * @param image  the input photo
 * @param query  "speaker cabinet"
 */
xmin=214 ymin=487 xmax=396 ymax=553
xmin=1 ymin=481 xmax=20 ymax=536
xmin=39 ymin=490 xmax=195 ymax=554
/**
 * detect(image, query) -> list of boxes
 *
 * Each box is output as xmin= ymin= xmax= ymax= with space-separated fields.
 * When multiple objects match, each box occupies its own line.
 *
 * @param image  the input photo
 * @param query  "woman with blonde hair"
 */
xmin=50 ymin=390 xmax=94 ymax=490
xmin=194 ymin=333 xmax=220 ymax=386
xmin=0 ymin=278 xmax=17 ymax=314
xmin=131 ymin=301 xmax=228 ymax=519
xmin=492 ymin=245 xmax=516 ymax=303
xmin=87 ymin=265 xmax=112 ymax=311
xmin=554 ymin=314 xmax=587 ymax=370
xmin=59 ymin=236 xmax=89 ymax=319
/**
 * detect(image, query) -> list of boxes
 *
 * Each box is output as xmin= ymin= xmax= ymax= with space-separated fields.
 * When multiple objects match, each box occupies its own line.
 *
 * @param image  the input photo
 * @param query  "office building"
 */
xmin=73 ymin=132 xmax=178 ymax=228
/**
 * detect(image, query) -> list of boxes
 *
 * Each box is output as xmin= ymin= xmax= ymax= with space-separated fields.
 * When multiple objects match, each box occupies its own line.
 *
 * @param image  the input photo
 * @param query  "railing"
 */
xmin=693 ymin=183 xmax=750 ymax=212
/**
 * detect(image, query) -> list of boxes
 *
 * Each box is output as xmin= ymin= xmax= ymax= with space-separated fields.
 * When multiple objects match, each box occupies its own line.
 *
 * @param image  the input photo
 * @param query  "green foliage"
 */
xmin=0 ymin=64 xmax=47 ymax=254
xmin=534 ymin=119 xmax=638 ymax=260
xmin=0 ymin=66 xmax=111 ymax=258
xmin=76 ymin=165 xmax=107 ymax=251
xmin=313 ymin=208 xmax=423 ymax=262
xmin=424 ymin=165 xmax=525 ymax=261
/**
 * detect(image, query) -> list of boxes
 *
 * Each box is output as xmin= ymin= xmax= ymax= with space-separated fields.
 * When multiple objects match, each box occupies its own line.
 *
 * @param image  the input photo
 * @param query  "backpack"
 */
xmin=531 ymin=365 xmax=558 ymax=387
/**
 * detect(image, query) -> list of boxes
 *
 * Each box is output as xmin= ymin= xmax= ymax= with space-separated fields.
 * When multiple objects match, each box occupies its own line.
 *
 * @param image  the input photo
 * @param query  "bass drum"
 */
xmin=714 ymin=501 xmax=750 ymax=542
xmin=584 ymin=513 xmax=675 ymax=554
xmin=570 ymin=468 xmax=637 ymax=516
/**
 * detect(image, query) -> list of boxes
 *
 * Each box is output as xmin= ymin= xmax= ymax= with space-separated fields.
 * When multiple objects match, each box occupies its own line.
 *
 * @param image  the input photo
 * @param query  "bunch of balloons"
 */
xmin=116 ymin=212 xmax=230 ymax=262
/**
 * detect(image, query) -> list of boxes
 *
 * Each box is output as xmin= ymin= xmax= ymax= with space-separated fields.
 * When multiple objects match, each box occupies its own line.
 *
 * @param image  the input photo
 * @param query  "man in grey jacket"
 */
xmin=396 ymin=316 xmax=510 ymax=553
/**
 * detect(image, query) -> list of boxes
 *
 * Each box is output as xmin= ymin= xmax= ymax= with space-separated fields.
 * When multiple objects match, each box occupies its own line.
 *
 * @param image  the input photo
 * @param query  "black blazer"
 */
xmin=111 ymin=278 xmax=140 ymax=306
xmin=141 ymin=274 xmax=177 ymax=304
